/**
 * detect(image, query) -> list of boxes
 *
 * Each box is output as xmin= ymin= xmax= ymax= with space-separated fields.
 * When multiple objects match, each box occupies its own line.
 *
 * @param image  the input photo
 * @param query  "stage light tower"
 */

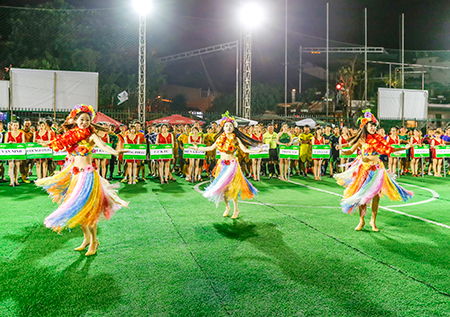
xmin=239 ymin=2 xmax=264 ymax=119
xmin=133 ymin=0 xmax=152 ymax=124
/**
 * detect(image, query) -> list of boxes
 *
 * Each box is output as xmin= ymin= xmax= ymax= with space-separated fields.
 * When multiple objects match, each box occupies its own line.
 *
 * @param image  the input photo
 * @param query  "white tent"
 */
xmin=215 ymin=116 xmax=258 ymax=126
xmin=295 ymin=118 xmax=317 ymax=128
xmin=295 ymin=118 xmax=335 ymax=129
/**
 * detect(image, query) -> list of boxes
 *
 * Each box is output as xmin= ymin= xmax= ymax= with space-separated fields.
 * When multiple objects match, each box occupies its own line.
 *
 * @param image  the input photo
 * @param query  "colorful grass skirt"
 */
xmin=36 ymin=161 xmax=128 ymax=232
xmin=334 ymin=157 xmax=413 ymax=215
xmin=203 ymin=159 xmax=258 ymax=207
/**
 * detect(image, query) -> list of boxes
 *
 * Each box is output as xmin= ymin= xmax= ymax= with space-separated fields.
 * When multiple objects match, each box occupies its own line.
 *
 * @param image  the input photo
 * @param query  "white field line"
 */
xmin=194 ymin=180 xmax=448 ymax=229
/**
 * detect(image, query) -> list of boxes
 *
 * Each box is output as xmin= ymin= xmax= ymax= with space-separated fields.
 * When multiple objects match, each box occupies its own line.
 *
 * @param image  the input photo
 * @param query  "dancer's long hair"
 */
xmin=58 ymin=112 xmax=108 ymax=134
xmin=346 ymin=122 xmax=376 ymax=148
xmin=215 ymin=125 xmax=262 ymax=147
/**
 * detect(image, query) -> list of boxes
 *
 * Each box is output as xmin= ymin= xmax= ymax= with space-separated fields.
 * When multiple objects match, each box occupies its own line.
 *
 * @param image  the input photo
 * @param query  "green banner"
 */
xmin=0 ymin=143 xmax=27 ymax=160
xmin=184 ymin=144 xmax=206 ymax=159
xmin=390 ymin=144 xmax=406 ymax=158
xmin=279 ymin=145 xmax=300 ymax=159
xmin=26 ymin=142 xmax=53 ymax=159
xmin=339 ymin=147 xmax=357 ymax=159
xmin=435 ymin=145 xmax=450 ymax=158
xmin=148 ymin=144 xmax=172 ymax=160
xmin=124 ymin=144 xmax=148 ymax=160
xmin=312 ymin=144 xmax=330 ymax=159
xmin=52 ymin=150 xmax=69 ymax=161
xmin=412 ymin=145 xmax=430 ymax=158
xmin=249 ymin=144 xmax=270 ymax=159
xmin=93 ymin=143 xmax=112 ymax=159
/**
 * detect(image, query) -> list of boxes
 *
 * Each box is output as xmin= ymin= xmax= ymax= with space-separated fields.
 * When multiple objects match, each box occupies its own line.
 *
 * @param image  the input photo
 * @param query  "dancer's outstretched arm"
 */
xmin=237 ymin=139 xmax=262 ymax=154
xmin=91 ymin=133 xmax=128 ymax=156
xmin=192 ymin=142 xmax=217 ymax=152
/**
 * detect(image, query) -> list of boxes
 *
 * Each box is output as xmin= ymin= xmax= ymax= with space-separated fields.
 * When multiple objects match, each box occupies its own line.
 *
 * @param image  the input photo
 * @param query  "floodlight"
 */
xmin=239 ymin=3 xmax=264 ymax=29
xmin=133 ymin=0 xmax=152 ymax=15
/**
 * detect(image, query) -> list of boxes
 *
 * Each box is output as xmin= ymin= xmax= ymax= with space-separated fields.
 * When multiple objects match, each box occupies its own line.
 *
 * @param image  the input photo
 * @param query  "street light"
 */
xmin=239 ymin=2 xmax=264 ymax=119
xmin=133 ymin=0 xmax=152 ymax=124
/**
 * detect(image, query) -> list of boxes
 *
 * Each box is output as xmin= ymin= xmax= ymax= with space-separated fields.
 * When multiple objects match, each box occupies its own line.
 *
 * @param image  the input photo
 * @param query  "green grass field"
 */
xmin=1 ymin=169 xmax=450 ymax=316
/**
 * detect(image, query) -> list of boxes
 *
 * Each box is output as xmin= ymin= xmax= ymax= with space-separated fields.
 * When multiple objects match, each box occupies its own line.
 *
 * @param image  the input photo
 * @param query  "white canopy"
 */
xmin=215 ymin=116 xmax=258 ymax=126
xmin=295 ymin=118 xmax=317 ymax=128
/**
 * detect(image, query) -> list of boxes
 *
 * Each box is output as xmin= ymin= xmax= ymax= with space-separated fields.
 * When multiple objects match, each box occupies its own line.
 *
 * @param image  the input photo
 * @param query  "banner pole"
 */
xmin=288 ymin=158 xmax=290 ymax=181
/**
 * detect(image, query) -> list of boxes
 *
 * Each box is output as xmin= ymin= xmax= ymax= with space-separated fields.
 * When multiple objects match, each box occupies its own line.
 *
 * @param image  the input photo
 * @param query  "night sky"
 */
xmin=3 ymin=0 xmax=450 ymax=51
xmin=3 ymin=0 xmax=450 ymax=92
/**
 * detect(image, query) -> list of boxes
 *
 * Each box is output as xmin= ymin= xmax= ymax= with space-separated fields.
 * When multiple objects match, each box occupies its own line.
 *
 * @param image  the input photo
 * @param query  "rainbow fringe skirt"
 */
xmin=203 ymin=159 xmax=258 ymax=207
xmin=334 ymin=157 xmax=413 ymax=215
xmin=36 ymin=161 xmax=128 ymax=232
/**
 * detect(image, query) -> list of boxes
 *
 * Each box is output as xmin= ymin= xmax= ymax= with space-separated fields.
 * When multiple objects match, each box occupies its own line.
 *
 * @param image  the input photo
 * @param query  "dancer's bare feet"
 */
xmin=369 ymin=220 xmax=379 ymax=232
xmin=85 ymin=239 xmax=99 ymax=256
xmin=231 ymin=209 xmax=240 ymax=219
xmin=223 ymin=207 xmax=231 ymax=217
xmin=74 ymin=239 xmax=90 ymax=251
xmin=355 ymin=221 xmax=365 ymax=231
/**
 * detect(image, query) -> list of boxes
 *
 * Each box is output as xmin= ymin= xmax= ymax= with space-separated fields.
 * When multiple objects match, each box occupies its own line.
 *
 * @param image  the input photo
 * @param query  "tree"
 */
xmin=208 ymin=93 xmax=235 ymax=114
xmin=0 ymin=0 xmax=166 ymax=109
xmin=338 ymin=57 xmax=363 ymax=119
xmin=250 ymin=83 xmax=283 ymax=115
xmin=171 ymin=94 xmax=188 ymax=111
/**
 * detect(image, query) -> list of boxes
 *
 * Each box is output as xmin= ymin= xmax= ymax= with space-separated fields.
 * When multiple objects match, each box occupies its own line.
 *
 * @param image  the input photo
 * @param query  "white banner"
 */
xmin=184 ymin=147 xmax=205 ymax=156
xmin=27 ymin=147 xmax=53 ymax=156
xmin=150 ymin=148 xmax=172 ymax=156
xmin=280 ymin=149 xmax=299 ymax=156
xmin=413 ymin=148 xmax=429 ymax=155
xmin=312 ymin=149 xmax=330 ymax=156
xmin=0 ymin=148 xmax=26 ymax=157
xmin=250 ymin=143 xmax=269 ymax=154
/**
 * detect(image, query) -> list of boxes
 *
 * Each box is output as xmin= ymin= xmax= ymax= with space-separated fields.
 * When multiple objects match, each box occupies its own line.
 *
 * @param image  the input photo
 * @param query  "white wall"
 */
xmin=0 ymin=80 xmax=9 ymax=110
xmin=10 ymin=68 xmax=98 ymax=111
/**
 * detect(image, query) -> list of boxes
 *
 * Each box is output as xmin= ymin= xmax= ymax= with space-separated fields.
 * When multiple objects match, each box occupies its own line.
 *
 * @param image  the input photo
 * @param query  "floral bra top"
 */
xmin=359 ymin=143 xmax=379 ymax=156
xmin=70 ymin=139 xmax=94 ymax=156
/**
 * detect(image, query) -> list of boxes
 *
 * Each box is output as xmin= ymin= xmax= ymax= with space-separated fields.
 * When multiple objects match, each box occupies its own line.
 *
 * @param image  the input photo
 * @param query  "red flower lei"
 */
xmin=216 ymin=132 xmax=236 ymax=153
xmin=49 ymin=127 xmax=93 ymax=153
xmin=366 ymin=133 xmax=393 ymax=155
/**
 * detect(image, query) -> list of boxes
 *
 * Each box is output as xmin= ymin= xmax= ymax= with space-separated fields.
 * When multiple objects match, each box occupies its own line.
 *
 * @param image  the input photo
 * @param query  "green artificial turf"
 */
xmin=1 ymin=169 xmax=450 ymax=316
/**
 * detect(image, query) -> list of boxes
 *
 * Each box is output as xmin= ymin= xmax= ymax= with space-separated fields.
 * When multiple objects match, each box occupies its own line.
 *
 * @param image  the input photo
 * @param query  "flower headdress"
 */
xmin=69 ymin=104 xmax=96 ymax=120
xmin=358 ymin=109 xmax=378 ymax=129
xmin=220 ymin=111 xmax=238 ymax=128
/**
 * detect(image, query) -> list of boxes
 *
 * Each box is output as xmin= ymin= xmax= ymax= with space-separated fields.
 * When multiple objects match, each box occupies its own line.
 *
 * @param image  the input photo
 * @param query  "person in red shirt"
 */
xmin=409 ymin=128 xmax=422 ymax=177
xmin=431 ymin=129 xmax=445 ymax=177
xmin=311 ymin=127 xmax=324 ymax=181
xmin=251 ymin=125 xmax=263 ymax=181
xmin=135 ymin=121 xmax=146 ymax=181
xmin=5 ymin=121 xmax=25 ymax=186
xmin=33 ymin=120 xmax=52 ymax=180
xmin=187 ymin=126 xmax=203 ymax=182
xmin=386 ymin=126 xmax=400 ymax=174
xmin=124 ymin=124 xmax=140 ymax=185
xmin=156 ymin=124 xmax=174 ymax=184
xmin=95 ymin=122 xmax=110 ymax=179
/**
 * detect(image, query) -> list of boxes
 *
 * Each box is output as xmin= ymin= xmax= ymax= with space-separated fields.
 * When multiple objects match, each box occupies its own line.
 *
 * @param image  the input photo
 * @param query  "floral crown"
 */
xmin=220 ymin=111 xmax=237 ymax=128
xmin=358 ymin=109 xmax=378 ymax=129
xmin=69 ymin=104 xmax=96 ymax=120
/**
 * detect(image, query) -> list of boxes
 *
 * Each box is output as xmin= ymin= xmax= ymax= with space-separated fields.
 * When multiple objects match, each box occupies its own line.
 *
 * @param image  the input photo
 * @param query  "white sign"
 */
xmin=27 ymin=147 xmax=53 ymax=155
xmin=184 ymin=147 xmax=205 ymax=156
xmin=0 ymin=149 xmax=26 ymax=156
xmin=280 ymin=149 xmax=299 ymax=156
xmin=150 ymin=148 xmax=172 ymax=156
xmin=250 ymin=144 xmax=269 ymax=154
xmin=436 ymin=148 xmax=450 ymax=155
xmin=413 ymin=148 xmax=429 ymax=155
xmin=312 ymin=149 xmax=330 ymax=156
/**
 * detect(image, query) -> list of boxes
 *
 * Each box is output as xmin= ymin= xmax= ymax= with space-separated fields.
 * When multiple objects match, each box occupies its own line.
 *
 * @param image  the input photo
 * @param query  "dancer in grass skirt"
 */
xmin=36 ymin=104 xmax=128 ymax=256
xmin=335 ymin=110 xmax=413 ymax=231
xmin=192 ymin=111 xmax=262 ymax=219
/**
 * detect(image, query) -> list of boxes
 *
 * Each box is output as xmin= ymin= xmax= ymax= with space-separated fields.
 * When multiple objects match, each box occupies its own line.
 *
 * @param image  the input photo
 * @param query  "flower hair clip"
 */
xmin=220 ymin=110 xmax=238 ymax=128
xmin=358 ymin=109 xmax=378 ymax=129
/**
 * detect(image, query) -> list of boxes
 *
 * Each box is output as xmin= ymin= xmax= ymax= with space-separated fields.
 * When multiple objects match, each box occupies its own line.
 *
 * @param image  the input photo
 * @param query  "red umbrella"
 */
xmin=92 ymin=111 xmax=123 ymax=128
xmin=148 ymin=114 xmax=203 ymax=126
